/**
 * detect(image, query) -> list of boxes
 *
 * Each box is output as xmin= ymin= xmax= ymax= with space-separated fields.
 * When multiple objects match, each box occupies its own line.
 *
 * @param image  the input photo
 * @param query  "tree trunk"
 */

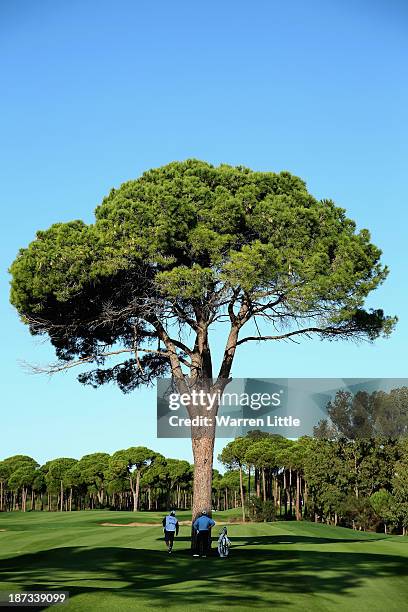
xmin=262 ymin=469 xmax=266 ymax=502
xmin=135 ymin=472 xmax=140 ymax=511
xmin=129 ymin=475 xmax=139 ymax=512
xmin=191 ymin=433 xmax=215 ymax=552
xmin=191 ymin=435 xmax=215 ymax=519
xmin=274 ymin=477 xmax=278 ymax=507
xmin=295 ymin=472 xmax=301 ymax=520
xmin=289 ymin=468 xmax=293 ymax=518
xmin=239 ymin=465 xmax=245 ymax=522
xmin=60 ymin=481 xmax=64 ymax=512
xmin=131 ymin=488 xmax=137 ymax=512
xmin=354 ymin=455 xmax=359 ymax=498
xmin=304 ymin=482 xmax=308 ymax=516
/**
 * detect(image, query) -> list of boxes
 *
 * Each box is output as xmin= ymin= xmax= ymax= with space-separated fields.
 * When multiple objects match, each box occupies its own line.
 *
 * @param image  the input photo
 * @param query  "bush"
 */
xmin=339 ymin=495 xmax=377 ymax=531
xmin=247 ymin=496 xmax=276 ymax=522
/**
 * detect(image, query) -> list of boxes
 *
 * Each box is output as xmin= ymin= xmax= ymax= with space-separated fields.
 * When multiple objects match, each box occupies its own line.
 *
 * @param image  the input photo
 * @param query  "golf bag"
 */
xmin=217 ymin=527 xmax=231 ymax=558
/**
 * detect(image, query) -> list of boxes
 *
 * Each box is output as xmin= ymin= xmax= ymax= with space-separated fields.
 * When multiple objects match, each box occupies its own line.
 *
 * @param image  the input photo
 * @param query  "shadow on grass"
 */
xmin=169 ymin=534 xmax=386 ymax=546
xmin=0 ymin=542 xmax=407 ymax=610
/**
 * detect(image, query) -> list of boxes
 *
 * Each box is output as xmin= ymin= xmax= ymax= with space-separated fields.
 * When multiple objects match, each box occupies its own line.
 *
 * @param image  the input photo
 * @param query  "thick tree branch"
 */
xmin=151 ymin=320 xmax=191 ymax=393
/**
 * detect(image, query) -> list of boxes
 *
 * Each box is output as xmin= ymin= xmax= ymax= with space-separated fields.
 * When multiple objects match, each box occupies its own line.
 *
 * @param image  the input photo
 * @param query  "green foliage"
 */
xmin=219 ymin=470 xmax=242 ymax=492
xmin=314 ymin=387 xmax=408 ymax=440
xmin=248 ymin=496 xmax=276 ymax=522
xmin=339 ymin=495 xmax=377 ymax=531
xmin=392 ymin=441 xmax=408 ymax=529
xmin=7 ymin=465 xmax=37 ymax=492
xmin=107 ymin=447 xmax=159 ymax=497
xmin=370 ymin=489 xmax=396 ymax=528
xmin=2 ymin=455 xmax=38 ymax=472
xmin=42 ymin=458 xmax=78 ymax=493
xmin=245 ymin=435 xmax=290 ymax=471
xmin=9 ymin=159 xmax=395 ymax=392
xmin=218 ymin=436 xmax=253 ymax=468
xmin=76 ymin=453 xmax=110 ymax=492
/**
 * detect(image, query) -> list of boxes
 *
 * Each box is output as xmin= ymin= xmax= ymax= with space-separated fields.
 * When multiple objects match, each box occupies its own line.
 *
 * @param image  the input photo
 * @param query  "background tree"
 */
xmin=303 ymin=439 xmax=348 ymax=524
xmin=314 ymin=388 xmax=408 ymax=440
xmin=9 ymin=159 xmax=396 ymax=521
xmin=31 ymin=470 xmax=46 ymax=511
xmin=109 ymin=447 xmax=158 ymax=511
xmin=219 ymin=470 xmax=242 ymax=511
xmin=370 ymin=489 xmax=395 ymax=533
xmin=219 ymin=437 xmax=253 ymax=521
xmin=0 ymin=461 xmax=11 ymax=512
xmin=7 ymin=464 xmax=37 ymax=512
xmin=393 ymin=440 xmax=408 ymax=535
xmin=43 ymin=458 xmax=78 ymax=512
xmin=164 ymin=459 xmax=192 ymax=509
xmin=1 ymin=456 xmax=39 ymax=511
xmin=245 ymin=435 xmax=289 ymax=507
xmin=245 ymin=440 xmax=270 ymax=503
xmin=77 ymin=452 xmax=110 ymax=508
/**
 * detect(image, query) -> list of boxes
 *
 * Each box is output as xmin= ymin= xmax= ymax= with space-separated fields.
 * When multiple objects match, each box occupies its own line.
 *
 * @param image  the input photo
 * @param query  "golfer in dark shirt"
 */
xmin=193 ymin=511 xmax=215 ymax=557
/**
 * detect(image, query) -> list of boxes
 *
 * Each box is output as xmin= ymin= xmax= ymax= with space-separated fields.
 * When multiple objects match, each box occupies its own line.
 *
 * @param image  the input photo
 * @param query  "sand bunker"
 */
xmin=101 ymin=522 xmax=160 ymax=527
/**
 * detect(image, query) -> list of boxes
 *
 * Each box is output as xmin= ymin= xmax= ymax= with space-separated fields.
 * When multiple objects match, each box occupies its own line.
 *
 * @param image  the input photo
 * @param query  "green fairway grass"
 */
xmin=1 ymin=511 xmax=408 ymax=611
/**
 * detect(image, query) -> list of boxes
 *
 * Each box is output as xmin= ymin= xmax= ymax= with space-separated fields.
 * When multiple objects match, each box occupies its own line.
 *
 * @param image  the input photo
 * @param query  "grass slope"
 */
xmin=1 ymin=510 xmax=408 ymax=611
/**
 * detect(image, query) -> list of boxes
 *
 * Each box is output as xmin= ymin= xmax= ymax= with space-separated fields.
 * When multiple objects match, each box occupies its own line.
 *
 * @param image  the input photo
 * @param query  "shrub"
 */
xmin=247 ymin=496 xmax=276 ymax=522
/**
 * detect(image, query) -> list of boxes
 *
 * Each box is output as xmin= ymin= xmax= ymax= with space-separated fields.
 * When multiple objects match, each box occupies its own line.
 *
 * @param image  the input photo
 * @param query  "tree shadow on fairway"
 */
xmin=0 ymin=543 xmax=407 ymax=610
xmin=172 ymin=534 xmax=385 ymax=546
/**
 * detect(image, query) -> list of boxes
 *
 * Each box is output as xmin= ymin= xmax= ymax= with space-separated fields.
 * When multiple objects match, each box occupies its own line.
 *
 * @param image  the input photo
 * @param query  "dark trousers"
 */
xmin=197 ymin=530 xmax=210 ymax=556
xmin=164 ymin=530 xmax=175 ymax=547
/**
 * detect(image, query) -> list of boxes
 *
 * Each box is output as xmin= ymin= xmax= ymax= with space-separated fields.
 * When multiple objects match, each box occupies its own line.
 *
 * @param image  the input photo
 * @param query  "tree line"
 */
xmin=3 ymin=432 xmax=408 ymax=536
xmin=217 ymin=387 xmax=408 ymax=534
xmin=219 ymin=432 xmax=408 ymax=535
xmin=3 ymin=388 xmax=408 ymax=534
xmin=0 ymin=447 xmax=243 ymax=515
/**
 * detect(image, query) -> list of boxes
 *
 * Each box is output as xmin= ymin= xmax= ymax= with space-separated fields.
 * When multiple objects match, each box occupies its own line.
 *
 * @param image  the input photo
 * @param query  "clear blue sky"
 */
xmin=1 ymin=0 xmax=407 ymax=468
